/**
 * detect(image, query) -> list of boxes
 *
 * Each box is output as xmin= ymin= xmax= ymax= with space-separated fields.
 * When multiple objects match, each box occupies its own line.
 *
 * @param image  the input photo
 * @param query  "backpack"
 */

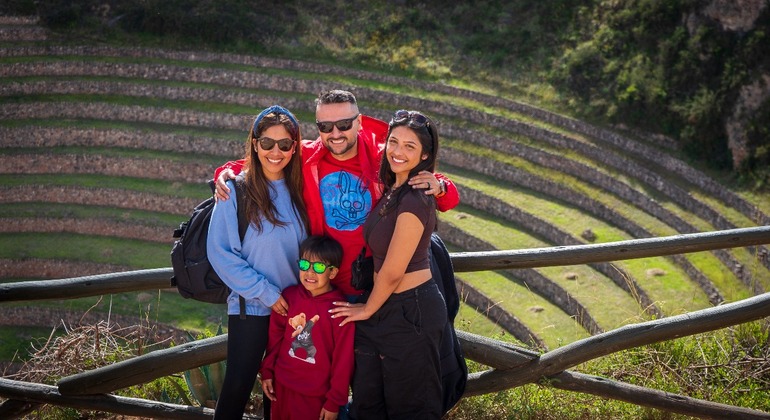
xmin=170 ymin=179 xmax=248 ymax=314
xmin=429 ymin=232 xmax=468 ymax=414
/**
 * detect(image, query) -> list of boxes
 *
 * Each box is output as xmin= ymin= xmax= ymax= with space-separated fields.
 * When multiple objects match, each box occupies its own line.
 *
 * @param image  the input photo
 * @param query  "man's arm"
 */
xmin=407 ymin=171 xmax=460 ymax=212
xmin=213 ymin=159 xmax=246 ymax=201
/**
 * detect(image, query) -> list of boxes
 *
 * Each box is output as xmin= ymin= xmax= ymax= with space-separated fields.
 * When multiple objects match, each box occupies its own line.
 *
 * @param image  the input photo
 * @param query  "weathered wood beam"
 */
xmin=451 ymin=225 xmax=770 ymax=272
xmin=2 ymin=226 xmax=768 ymax=302
xmin=467 ymin=291 xmax=770 ymax=394
xmin=58 ymin=334 xmax=227 ymax=396
xmin=456 ymin=330 xmax=538 ymax=370
xmin=550 ymin=370 xmax=770 ymax=419
xmin=0 ymin=268 xmax=171 ymax=302
xmin=0 ymin=378 xmax=220 ymax=419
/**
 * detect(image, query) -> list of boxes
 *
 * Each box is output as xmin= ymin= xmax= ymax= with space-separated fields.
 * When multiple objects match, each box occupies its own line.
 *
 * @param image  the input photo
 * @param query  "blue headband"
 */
xmin=252 ymin=105 xmax=299 ymax=136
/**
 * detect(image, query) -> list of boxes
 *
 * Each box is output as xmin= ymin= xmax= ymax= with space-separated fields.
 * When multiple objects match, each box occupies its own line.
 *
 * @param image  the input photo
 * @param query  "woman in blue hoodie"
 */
xmin=207 ymin=105 xmax=309 ymax=419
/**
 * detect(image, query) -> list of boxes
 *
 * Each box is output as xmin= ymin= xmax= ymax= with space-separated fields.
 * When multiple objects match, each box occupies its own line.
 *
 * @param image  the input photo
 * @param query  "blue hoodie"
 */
xmin=207 ymin=178 xmax=307 ymax=316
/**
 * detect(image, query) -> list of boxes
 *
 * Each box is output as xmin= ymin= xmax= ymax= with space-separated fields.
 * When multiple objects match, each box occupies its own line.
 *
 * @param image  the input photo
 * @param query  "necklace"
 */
xmin=379 ymin=184 xmax=402 ymax=216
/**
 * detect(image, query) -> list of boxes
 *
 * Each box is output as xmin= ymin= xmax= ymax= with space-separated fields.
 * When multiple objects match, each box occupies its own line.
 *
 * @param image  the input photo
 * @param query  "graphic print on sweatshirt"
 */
xmin=320 ymin=171 xmax=372 ymax=231
xmin=288 ymin=313 xmax=320 ymax=364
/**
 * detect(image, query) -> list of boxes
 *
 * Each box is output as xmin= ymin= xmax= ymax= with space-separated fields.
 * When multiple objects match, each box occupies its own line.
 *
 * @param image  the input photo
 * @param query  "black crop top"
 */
xmin=363 ymin=187 xmax=436 ymax=273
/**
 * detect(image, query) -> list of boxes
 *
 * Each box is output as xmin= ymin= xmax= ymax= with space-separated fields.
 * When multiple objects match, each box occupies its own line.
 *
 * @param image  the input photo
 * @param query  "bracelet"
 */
xmin=436 ymin=179 xmax=447 ymax=198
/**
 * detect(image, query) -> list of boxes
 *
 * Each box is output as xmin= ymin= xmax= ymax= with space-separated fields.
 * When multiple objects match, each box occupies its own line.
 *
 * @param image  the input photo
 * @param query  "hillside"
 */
xmin=2 ymin=12 xmax=769 ymax=346
xmin=5 ymin=0 xmax=768 ymax=182
xmin=1 ymin=9 xmax=770 ymax=418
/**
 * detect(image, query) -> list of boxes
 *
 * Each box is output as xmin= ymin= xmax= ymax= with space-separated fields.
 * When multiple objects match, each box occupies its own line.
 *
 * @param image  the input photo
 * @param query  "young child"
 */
xmin=260 ymin=235 xmax=354 ymax=420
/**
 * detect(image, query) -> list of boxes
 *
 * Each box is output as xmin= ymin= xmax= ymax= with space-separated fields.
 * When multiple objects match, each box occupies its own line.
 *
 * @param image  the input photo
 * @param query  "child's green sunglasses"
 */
xmin=298 ymin=259 xmax=335 ymax=274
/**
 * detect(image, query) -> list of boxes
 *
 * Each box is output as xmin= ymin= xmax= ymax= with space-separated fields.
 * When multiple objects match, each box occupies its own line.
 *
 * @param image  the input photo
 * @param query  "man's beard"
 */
xmin=326 ymin=136 xmax=356 ymax=156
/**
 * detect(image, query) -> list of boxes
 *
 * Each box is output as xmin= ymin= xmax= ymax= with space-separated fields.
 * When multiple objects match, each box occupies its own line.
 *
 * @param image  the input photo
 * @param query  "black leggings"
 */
xmin=213 ymin=314 xmax=270 ymax=420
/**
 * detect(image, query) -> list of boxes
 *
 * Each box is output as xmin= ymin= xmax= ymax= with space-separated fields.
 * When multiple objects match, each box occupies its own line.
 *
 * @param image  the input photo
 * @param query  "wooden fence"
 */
xmin=1 ymin=226 xmax=770 ymax=419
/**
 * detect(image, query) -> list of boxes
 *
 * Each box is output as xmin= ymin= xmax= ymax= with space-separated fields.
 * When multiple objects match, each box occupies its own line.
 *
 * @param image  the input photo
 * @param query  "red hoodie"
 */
xmin=260 ymin=285 xmax=354 ymax=413
xmin=214 ymin=115 xmax=459 ymax=295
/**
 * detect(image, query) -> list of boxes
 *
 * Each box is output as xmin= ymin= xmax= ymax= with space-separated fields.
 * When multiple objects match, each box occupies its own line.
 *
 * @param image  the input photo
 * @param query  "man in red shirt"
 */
xmin=215 ymin=90 xmax=459 ymax=298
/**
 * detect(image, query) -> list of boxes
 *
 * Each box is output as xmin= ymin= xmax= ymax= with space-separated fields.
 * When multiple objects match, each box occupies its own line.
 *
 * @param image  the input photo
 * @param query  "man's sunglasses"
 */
xmin=256 ymin=137 xmax=295 ymax=152
xmin=298 ymin=259 xmax=335 ymax=274
xmin=391 ymin=109 xmax=429 ymax=128
xmin=315 ymin=114 xmax=359 ymax=133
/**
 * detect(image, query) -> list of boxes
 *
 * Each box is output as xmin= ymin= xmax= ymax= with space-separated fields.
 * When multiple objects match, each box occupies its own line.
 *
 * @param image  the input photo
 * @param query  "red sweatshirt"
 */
xmin=214 ymin=115 xmax=460 ymax=295
xmin=260 ymin=285 xmax=354 ymax=413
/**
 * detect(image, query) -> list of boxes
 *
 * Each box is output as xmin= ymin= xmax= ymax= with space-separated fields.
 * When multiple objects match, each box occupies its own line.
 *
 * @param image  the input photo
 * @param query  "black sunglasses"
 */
xmin=391 ymin=109 xmax=430 ymax=128
xmin=315 ymin=114 xmax=360 ymax=133
xmin=256 ymin=137 xmax=295 ymax=152
xmin=298 ymin=259 xmax=335 ymax=274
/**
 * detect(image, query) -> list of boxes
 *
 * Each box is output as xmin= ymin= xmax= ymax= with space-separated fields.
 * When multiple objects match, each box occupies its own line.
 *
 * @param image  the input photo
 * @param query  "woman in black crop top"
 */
xmin=330 ymin=110 xmax=448 ymax=419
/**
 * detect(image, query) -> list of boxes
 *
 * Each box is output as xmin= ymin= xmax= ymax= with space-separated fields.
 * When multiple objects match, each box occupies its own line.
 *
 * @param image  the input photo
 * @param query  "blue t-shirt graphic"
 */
xmin=320 ymin=170 xmax=372 ymax=231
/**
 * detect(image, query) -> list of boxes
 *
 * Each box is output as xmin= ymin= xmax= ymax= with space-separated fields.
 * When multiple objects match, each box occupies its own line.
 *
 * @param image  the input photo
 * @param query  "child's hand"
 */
xmin=319 ymin=408 xmax=338 ymax=420
xmin=261 ymin=378 xmax=276 ymax=402
xmin=271 ymin=295 xmax=289 ymax=316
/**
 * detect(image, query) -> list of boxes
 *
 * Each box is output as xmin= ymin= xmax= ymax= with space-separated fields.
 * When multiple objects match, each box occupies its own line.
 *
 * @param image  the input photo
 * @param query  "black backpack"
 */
xmin=429 ymin=232 xmax=468 ymax=414
xmin=170 ymin=179 xmax=248 ymax=314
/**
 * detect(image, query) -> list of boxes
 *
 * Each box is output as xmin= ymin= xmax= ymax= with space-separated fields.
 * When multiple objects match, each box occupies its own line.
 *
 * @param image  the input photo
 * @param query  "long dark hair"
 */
xmin=378 ymin=110 xmax=439 ymax=214
xmin=243 ymin=106 xmax=309 ymax=233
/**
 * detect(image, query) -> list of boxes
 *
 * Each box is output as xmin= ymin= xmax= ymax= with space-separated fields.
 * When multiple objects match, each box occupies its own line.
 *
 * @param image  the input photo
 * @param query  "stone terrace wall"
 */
xmin=439 ymin=223 xmax=604 ymax=334
xmin=4 ymin=56 xmax=764 ymax=226
xmin=1 ymin=154 xmax=215 ymax=184
xmin=456 ymin=277 xmax=547 ymax=350
xmin=5 ymin=65 xmax=762 ymax=231
xmin=0 ymin=127 xmax=244 ymax=158
xmin=441 ymin=148 xmax=727 ymax=303
xmin=5 ymin=45 xmax=764 ymax=226
xmin=458 ymin=186 xmax=667 ymax=316
xmin=0 ymin=102 xmax=319 ymax=142
xmin=3 ymin=46 xmax=766 ymax=293
xmin=0 ymin=185 xmax=198 ymax=217
xmin=2 ymin=81 xmax=760 ymax=290
xmin=0 ymin=218 xmax=170 ymax=244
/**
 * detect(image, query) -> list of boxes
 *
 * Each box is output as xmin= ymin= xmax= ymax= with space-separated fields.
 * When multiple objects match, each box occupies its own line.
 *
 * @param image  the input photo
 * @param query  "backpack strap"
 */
xmin=234 ymin=178 xmax=248 ymax=319
xmin=234 ymin=178 xmax=249 ymax=241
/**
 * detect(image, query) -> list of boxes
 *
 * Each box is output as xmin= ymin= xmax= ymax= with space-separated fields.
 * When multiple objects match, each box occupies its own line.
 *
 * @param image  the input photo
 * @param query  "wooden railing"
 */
xmin=1 ymin=226 xmax=770 ymax=419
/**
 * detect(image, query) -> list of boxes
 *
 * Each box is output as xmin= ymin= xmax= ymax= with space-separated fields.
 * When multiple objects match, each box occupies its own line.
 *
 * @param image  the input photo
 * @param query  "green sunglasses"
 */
xmin=298 ymin=259 xmax=335 ymax=274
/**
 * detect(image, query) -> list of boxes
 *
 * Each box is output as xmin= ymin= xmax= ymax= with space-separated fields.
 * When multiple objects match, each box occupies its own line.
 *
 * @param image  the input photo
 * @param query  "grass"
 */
xmin=0 ymin=53 xmax=524 ymax=121
xmin=0 ymin=232 xmax=169 ymax=269
xmin=0 ymin=173 xmax=212 ymax=199
xmin=441 ymin=207 xmax=632 ymax=338
xmin=455 ymin=303 xmax=525 ymax=345
xmin=0 ymin=144 xmax=227 ymax=165
xmin=0 ymin=116 xmax=244 ymax=140
xmin=0 ymin=202 xmax=181 ymax=227
xmin=439 ymin=138 xmax=758 ymax=305
xmin=455 ymin=269 xmax=590 ymax=348
xmin=6 ymin=93 xmax=263 ymax=116
xmin=0 ymin=326 xmax=56 ymax=361
xmin=441 ymin=170 xmax=711 ymax=316
xmin=1 ymin=292 xmax=228 ymax=334
xmin=449 ymin=320 xmax=770 ymax=419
